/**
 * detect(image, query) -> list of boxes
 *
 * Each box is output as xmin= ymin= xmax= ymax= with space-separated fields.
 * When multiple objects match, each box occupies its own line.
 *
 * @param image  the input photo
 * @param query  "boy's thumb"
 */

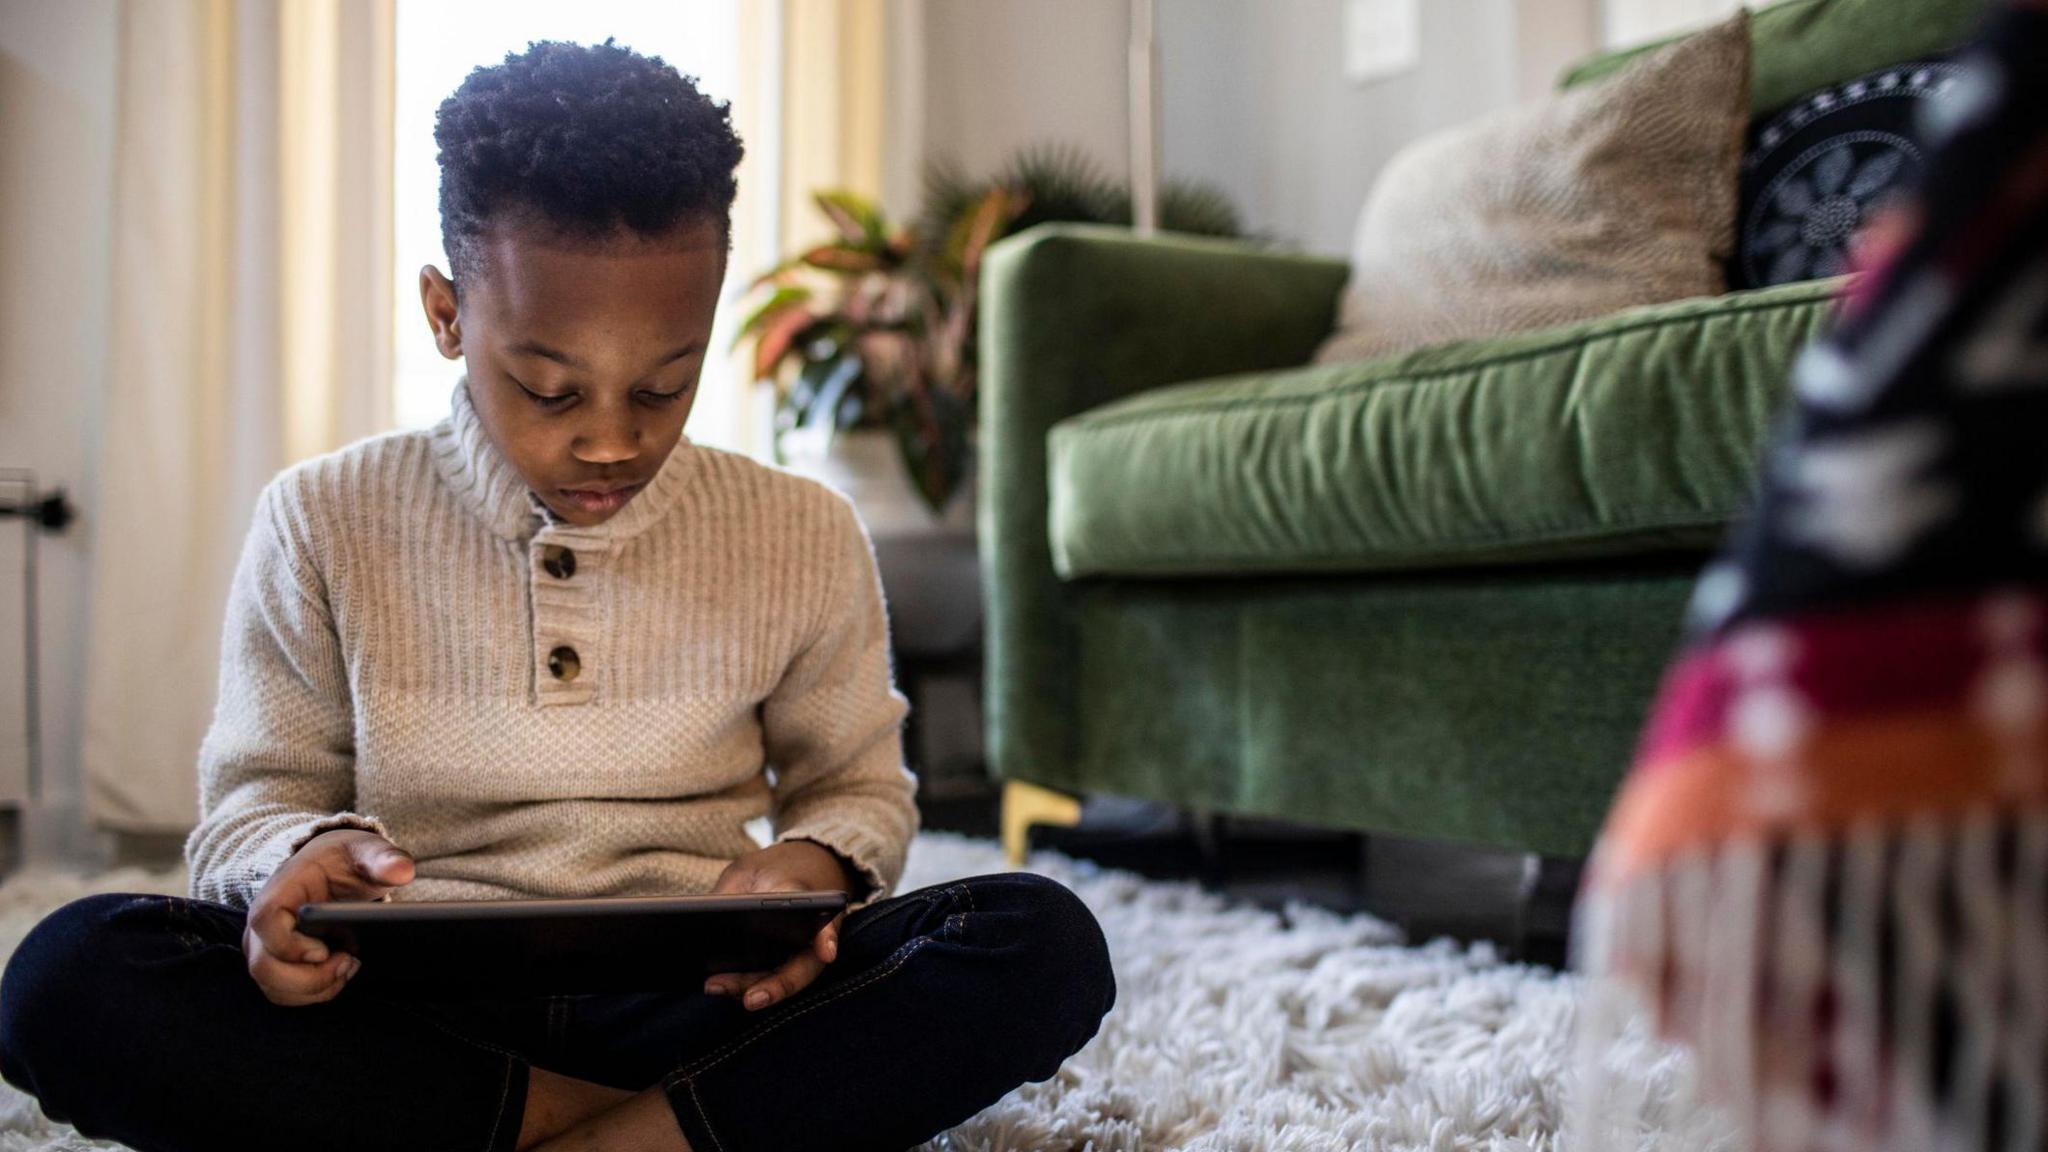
xmin=353 ymin=840 xmax=415 ymax=884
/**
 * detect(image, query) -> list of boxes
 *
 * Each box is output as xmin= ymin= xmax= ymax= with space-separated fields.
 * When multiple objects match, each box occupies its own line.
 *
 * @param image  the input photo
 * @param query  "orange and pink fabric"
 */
xmin=1575 ymin=5 xmax=2048 ymax=1150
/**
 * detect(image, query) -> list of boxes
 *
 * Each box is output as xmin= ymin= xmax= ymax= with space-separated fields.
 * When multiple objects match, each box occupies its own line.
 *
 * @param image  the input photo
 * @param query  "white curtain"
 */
xmin=705 ymin=0 xmax=896 ymax=458
xmin=83 ymin=0 xmax=394 ymax=833
xmin=778 ymin=0 xmax=890 ymax=250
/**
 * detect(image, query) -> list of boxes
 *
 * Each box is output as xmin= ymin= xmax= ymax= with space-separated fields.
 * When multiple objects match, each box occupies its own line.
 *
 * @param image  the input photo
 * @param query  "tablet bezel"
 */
xmin=297 ymin=890 xmax=848 ymax=924
xmin=292 ymin=890 xmax=849 ymax=996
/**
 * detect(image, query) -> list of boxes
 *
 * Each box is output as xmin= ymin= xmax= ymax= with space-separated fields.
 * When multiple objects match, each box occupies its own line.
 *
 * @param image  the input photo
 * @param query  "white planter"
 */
xmin=777 ymin=425 xmax=981 ymax=654
xmin=776 ymin=425 xmax=974 ymax=539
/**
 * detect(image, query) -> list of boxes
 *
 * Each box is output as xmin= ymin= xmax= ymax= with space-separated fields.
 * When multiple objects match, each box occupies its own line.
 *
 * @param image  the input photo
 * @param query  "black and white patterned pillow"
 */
xmin=1733 ymin=60 xmax=1961 ymax=289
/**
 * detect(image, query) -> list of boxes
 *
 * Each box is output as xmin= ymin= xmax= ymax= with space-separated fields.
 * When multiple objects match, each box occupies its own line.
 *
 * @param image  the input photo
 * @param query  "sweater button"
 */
xmin=541 ymin=545 xmax=576 ymax=580
xmin=547 ymin=645 xmax=581 ymax=682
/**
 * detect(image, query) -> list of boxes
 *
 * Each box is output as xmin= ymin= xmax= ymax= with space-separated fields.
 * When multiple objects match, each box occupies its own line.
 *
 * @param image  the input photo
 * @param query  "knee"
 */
xmin=975 ymin=873 xmax=1116 ymax=1033
xmin=1 ymin=893 xmax=169 ymax=1092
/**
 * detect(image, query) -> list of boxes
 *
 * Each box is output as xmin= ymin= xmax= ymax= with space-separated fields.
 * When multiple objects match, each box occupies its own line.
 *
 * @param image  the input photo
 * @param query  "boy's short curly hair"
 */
xmin=433 ymin=39 xmax=744 ymax=283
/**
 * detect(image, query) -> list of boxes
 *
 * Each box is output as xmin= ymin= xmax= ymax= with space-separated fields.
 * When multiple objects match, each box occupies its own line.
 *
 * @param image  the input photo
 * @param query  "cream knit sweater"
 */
xmin=183 ymin=379 xmax=918 ymax=910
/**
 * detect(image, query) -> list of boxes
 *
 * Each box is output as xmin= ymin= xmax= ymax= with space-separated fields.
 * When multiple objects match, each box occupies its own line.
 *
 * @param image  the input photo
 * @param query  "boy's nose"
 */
xmin=572 ymin=415 xmax=641 ymax=464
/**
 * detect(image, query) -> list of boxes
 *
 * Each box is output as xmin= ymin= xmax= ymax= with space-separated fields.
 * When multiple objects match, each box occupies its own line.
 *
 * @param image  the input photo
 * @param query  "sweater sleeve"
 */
xmin=182 ymin=477 xmax=394 ymax=910
xmin=763 ymin=495 xmax=920 ymax=906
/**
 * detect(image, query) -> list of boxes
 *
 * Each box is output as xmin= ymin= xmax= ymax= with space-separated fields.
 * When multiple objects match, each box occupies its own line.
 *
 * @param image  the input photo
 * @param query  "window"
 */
xmin=391 ymin=0 xmax=758 ymax=451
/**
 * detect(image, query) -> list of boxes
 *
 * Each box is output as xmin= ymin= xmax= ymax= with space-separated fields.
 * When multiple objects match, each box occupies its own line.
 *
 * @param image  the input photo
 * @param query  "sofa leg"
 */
xmin=1514 ymin=853 xmax=1585 ymax=968
xmin=1190 ymin=809 xmax=1226 ymax=888
xmin=1000 ymin=780 xmax=1083 ymax=866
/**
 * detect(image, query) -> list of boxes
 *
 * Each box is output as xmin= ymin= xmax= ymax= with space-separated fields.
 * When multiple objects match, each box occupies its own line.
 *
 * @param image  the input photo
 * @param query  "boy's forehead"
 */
xmin=470 ymin=219 xmax=725 ymax=327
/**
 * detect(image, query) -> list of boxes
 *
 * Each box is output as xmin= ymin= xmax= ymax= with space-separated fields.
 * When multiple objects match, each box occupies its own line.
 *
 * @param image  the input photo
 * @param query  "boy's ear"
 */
xmin=419 ymin=265 xmax=464 ymax=360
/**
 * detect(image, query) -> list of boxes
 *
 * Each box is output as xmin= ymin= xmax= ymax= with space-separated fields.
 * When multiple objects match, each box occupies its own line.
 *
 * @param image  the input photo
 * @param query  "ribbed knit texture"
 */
xmin=183 ymin=378 xmax=918 ymax=910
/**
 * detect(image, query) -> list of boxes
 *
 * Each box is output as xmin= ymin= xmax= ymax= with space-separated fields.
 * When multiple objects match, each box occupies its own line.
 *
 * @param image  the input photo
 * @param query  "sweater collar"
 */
xmin=429 ymin=375 xmax=701 ymax=543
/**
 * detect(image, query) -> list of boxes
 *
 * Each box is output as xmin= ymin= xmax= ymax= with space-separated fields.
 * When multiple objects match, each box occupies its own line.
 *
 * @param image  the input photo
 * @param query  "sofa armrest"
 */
xmin=978 ymin=223 xmax=1351 ymax=788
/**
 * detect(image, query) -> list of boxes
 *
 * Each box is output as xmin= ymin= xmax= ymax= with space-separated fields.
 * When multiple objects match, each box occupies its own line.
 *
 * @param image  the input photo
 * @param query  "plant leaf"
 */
xmin=1159 ymin=179 xmax=1245 ymax=237
xmin=890 ymin=385 xmax=972 ymax=512
xmin=957 ymin=186 xmax=1028 ymax=277
xmin=804 ymin=354 xmax=866 ymax=430
xmin=747 ymin=253 xmax=809 ymax=291
xmin=735 ymin=286 xmax=815 ymax=346
xmin=801 ymin=243 xmax=885 ymax=274
xmin=815 ymin=189 xmax=886 ymax=246
xmin=792 ymin=354 xmax=848 ymax=428
xmin=752 ymin=305 xmax=819 ymax=381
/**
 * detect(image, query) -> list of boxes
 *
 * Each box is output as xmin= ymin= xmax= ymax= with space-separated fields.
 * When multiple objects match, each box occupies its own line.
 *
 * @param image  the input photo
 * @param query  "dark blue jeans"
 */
xmin=0 ymin=871 xmax=1112 ymax=1152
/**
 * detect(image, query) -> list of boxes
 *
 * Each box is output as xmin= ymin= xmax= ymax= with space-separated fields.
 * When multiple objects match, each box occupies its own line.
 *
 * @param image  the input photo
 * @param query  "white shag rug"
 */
xmin=0 ymin=833 xmax=1709 ymax=1151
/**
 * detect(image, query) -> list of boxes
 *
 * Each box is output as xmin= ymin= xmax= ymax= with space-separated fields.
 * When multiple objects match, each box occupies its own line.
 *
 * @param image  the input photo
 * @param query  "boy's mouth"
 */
xmin=558 ymin=482 xmax=644 ymax=517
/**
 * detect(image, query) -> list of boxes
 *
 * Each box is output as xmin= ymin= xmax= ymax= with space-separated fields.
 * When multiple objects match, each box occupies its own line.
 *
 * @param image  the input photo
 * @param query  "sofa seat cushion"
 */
xmin=1047 ymin=278 xmax=1844 ymax=580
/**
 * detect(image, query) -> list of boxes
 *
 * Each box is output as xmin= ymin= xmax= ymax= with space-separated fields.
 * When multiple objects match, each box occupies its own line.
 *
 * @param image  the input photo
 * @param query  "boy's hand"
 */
xmin=243 ymin=828 xmax=415 ymax=1007
xmin=703 ymin=839 xmax=858 ymax=1011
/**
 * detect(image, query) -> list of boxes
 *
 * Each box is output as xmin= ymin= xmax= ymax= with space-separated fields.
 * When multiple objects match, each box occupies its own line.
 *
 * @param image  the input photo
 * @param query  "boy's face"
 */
xmin=419 ymin=216 xmax=724 ymax=527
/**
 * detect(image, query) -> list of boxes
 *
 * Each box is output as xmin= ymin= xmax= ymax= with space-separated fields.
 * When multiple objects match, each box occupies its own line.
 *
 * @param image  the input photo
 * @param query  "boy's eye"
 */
xmin=639 ymin=386 xmax=691 ymax=404
xmin=513 ymin=379 xmax=573 ymax=409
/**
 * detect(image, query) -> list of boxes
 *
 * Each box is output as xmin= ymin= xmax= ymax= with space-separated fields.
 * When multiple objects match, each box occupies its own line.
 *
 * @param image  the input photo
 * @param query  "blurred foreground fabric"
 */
xmin=1575 ymin=5 xmax=2048 ymax=1149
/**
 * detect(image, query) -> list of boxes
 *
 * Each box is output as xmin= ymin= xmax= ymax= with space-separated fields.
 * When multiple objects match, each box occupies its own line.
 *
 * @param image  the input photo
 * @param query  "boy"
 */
xmin=0 ymin=39 xmax=1111 ymax=1152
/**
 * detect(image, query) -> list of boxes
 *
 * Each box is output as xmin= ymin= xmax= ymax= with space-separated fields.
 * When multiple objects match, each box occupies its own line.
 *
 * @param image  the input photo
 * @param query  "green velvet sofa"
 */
xmin=978 ymin=0 xmax=1987 ymax=859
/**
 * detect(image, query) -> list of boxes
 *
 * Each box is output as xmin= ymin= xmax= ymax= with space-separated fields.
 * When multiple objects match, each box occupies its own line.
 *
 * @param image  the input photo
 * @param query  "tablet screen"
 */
xmin=295 ymin=891 xmax=845 ymax=997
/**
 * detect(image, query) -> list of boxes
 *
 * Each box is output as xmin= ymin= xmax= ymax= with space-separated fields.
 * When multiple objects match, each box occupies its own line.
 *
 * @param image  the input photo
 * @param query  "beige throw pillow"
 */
xmin=1313 ymin=11 xmax=1751 ymax=365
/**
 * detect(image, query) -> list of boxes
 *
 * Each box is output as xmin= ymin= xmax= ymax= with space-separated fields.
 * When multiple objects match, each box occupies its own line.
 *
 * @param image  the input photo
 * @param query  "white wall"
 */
xmin=1162 ymin=0 xmax=1522 ymax=255
xmin=916 ymin=0 xmax=1600 ymax=259
xmin=918 ymin=0 xmax=1132 ymax=203
xmin=0 ymin=0 xmax=119 ymax=863
xmin=1601 ymin=0 xmax=1742 ymax=48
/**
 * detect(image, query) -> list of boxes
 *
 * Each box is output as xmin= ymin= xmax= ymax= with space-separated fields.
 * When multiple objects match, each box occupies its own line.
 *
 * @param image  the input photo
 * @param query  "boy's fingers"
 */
xmin=704 ymin=969 xmax=772 ymax=997
xmin=285 ymin=911 xmax=331 ymax=964
xmin=249 ymin=901 xmax=323 ymax=965
xmin=813 ymin=916 xmax=843 ymax=963
xmin=707 ymin=864 xmax=758 ymax=895
xmin=262 ymin=897 xmax=337 ymax=959
xmin=288 ymin=953 xmax=357 ymax=1004
xmin=249 ymin=944 xmax=357 ymax=1005
xmin=247 ymin=897 xmax=349 ymax=972
xmin=705 ymin=908 xmax=841 ymax=1000
xmin=748 ymin=953 xmax=825 ymax=1010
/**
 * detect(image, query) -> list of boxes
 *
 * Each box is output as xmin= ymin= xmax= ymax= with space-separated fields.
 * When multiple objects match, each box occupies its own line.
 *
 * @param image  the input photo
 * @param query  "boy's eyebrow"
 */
xmin=505 ymin=341 xmax=703 ymax=372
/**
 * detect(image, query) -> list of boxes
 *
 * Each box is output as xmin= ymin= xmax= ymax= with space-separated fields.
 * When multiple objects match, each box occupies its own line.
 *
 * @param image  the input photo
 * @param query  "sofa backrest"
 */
xmin=1560 ymin=0 xmax=1989 ymax=115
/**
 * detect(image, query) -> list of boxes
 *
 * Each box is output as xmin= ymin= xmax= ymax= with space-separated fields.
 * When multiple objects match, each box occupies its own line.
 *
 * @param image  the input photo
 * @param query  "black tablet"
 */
xmin=295 ymin=891 xmax=846 ymax=998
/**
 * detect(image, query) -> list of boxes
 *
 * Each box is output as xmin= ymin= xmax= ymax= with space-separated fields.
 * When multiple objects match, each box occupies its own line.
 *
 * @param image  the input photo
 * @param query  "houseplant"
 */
xmin=739 ymin=146 xmax=1246 ymax=527
xmin=740 ymin=185 xmax=1022 ymax=529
